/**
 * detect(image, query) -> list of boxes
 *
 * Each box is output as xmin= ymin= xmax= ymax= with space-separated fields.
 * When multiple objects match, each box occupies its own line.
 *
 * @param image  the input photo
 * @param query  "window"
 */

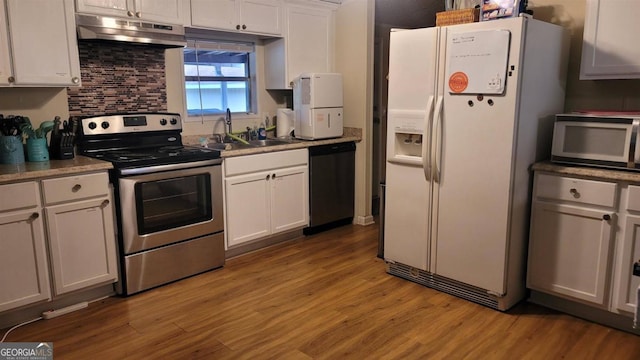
xmin=184 ymin=40 xmax=256 ymax=118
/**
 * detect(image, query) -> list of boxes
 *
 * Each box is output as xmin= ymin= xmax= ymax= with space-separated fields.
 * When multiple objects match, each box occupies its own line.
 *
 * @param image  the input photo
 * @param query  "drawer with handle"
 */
xmin=42 ymin=172 xmax=109 ymax=205
xmin=0 ymin=181 xmax=40 ymax=212
xmin=535 ymin=173 xmax=618 ymax=208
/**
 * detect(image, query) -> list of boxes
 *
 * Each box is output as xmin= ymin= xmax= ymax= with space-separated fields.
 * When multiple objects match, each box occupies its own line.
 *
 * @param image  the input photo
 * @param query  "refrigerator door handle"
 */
xmin=432 ymin=96 xmax=444 ymax=183
xmin=422 ymin=95 xmax=435 ymax=181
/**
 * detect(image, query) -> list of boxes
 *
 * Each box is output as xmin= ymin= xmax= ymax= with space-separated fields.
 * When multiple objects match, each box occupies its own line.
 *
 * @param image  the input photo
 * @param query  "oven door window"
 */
xmin=134 ymin=173 xmax=212 ymax=234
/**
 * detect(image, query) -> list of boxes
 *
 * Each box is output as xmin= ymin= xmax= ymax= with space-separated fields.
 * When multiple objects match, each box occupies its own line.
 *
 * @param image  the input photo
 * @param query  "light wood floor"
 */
xmin=3 ymin=223 xmax=640 ymax=359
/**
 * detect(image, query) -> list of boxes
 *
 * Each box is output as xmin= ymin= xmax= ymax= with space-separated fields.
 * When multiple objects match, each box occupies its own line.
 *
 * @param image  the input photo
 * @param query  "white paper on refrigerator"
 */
xmin=446 ymin=29 xmax=511 ymax=94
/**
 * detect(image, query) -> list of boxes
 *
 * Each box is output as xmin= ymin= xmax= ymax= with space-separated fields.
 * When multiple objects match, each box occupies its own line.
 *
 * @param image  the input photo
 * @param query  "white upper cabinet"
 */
xmin=1 ymin=0 xmax=81 ymax=86
xmin=580 ymin=0 xmax=640 ymax=79
xmin=0 ymin=2 xmax=12 ymax=86
xmin=76 ymin=0 xmax=183 ymax=24
xmin=190 ymin=0 xmax=237 ymax=31
xmin=75 ymin=0 xmax=129 ymax=17
xmin=133 ymin=0 xmax=182 ymax=24
xmin=189 ymin=0 xmax=283 ymax=36
xmin=264 ymin=2 xmax=335 ymax=89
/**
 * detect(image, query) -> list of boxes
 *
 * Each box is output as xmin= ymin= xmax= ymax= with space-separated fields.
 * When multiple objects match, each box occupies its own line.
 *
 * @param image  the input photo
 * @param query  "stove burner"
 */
xmin=104 ymin=150 xmax=159 ymax=161
xmin=76 ymin=113 xmax=221 ymax=169
xmin=83 ymin=145 xmax=220 ymax=169
xmin=158 ymin=146 xmax=183 ymax=152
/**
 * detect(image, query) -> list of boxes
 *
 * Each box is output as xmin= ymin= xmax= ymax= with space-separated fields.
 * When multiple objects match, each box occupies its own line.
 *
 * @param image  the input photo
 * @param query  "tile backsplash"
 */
xmin=67 ymin=41 xmax=167 ymax=117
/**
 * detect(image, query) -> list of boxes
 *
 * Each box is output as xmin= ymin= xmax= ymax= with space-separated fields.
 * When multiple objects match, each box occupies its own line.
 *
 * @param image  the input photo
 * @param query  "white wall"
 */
xmin=335 ymin=0 xmax=375 ymax=225
xmin=0 ymin=88 xmax=69 ymax=123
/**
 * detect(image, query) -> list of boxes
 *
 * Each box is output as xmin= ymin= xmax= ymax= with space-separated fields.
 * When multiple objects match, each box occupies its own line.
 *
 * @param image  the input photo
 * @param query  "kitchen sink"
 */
xmin=207 ymin=142 xmax=251 ymax=151
xmin=246 ymin=139 xmax=292 ymax=147
xmin=206 ymin=138 xmax=295 ymax=151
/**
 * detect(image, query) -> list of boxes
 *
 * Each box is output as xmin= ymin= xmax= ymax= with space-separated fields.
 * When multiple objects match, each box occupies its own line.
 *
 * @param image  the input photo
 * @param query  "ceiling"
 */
xmin=375 ymin=0 xmax=444 ymax=28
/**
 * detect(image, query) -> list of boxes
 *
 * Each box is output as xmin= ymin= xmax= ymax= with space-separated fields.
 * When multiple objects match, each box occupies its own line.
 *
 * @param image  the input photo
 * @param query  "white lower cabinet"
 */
xmin=528 ymin=201 xmax=614 ymax=307
xmin=0 ymin=171 xmax=118 ymax=314
xmin=225 ymin=171 xmax=272 ymax=246
xmin=270 ymin=165 xmax=307 ymax=233
xmin=224 ymin=149 xmax=308 ymax=248
xmin=528 ymin=173 xmax=617 ymax=308
xmin=41 ymin=172 xmax=118 ymax=296
xmin=45 ymin=197 xmax=117 ymax=295
xmin=613 ymin=186 xmax=640 ymax=314
xmin=529 ymin=171 xmax=640 ymax=325
xmin=0 ymin=182 xmax=50 ymax=313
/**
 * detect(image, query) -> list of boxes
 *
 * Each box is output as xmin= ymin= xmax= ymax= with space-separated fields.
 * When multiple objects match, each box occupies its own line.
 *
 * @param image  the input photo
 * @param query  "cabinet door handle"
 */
xmin=242 ymin=24 xmax=247 ymax=30
xmin=30 ymin=212 xmax=39 ymax=220
xmin=102 ymin=199 xmax=110 ymax=207
xmin=127 ymin=10 xmax=134 ymax=17
xmin=569 ymin=188 xmax=579 ymax=198
xmin=72 ymin=184 xmax=82 ymax=192
xmin=135 ymin=11 xmax=141 ymax=18
xmin=603 ymin=214 xmax=611 ymax=221
xmin=8 ymin=76 xmax=14 ymax=83
xmin=266 ymin=174 xmax=270 ymax=180
xmin=272 ymin=173 xmax=276 ymax=179
xmin=236 ymin=24 xmax=241 ymax=30
xmin=71 ymin=77 xmax=80 ymax=84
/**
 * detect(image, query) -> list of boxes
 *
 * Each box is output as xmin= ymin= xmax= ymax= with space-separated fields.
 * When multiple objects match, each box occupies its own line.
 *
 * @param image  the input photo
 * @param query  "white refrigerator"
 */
xmin=383 ymin=17 xmax=568 ymax=311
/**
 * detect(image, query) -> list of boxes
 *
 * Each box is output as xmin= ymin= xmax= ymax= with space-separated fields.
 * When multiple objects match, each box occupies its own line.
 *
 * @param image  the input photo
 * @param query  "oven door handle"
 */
xmin=119 ymin=159 xmax=223 ymax=176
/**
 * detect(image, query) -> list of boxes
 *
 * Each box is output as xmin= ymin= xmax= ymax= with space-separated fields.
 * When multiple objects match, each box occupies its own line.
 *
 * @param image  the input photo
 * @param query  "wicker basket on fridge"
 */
xmin=435 ymin=8 xmax=480 ymax=26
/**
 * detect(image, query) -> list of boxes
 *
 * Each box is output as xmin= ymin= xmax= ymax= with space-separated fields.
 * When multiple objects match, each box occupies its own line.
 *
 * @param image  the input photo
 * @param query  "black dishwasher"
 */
xmin=304 ymin=141 xmax=356 ymax=235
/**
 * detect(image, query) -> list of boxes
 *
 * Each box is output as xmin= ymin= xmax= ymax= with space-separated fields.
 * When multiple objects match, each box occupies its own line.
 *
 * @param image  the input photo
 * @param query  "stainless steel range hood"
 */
xmin=76 ymin=14 xmax=186 ymax=48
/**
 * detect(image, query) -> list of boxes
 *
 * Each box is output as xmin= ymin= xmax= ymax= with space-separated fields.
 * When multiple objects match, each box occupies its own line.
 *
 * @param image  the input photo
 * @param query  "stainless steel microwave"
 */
xmin=551 ymin=114 xmax=640 ymax=170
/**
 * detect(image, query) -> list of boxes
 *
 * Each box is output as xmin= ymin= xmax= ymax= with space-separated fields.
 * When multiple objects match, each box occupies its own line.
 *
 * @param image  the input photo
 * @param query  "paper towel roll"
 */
xmin=276 ymin=108 xmax=294 ymax=138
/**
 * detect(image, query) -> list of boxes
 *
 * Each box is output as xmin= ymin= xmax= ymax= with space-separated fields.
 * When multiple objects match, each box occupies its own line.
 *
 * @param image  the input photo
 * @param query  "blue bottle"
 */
xmin=258 ymin=121 xmax=266 ymax=140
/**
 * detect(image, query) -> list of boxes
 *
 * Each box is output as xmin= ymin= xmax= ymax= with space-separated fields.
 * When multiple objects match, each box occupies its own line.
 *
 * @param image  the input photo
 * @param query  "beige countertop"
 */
xmin=182 ymin=127 xmax=362 ymax=158
xmin=0 ymin=128 xmax=362 ymax=184
xmin=532 ymin=161 xmax=640 ymax=183
xmin=0 ymin=156 xmax=113 ymax=185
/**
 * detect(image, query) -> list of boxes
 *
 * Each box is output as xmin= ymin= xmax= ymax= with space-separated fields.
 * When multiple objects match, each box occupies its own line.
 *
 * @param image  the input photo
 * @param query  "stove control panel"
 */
xmin=80 ymin=113 xmax=182 ymax=135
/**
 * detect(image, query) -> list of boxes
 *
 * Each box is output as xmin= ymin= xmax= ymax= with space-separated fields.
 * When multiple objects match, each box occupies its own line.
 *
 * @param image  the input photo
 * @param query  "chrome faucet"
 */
xmin=211 ymin=133 xmax=223 ymax=144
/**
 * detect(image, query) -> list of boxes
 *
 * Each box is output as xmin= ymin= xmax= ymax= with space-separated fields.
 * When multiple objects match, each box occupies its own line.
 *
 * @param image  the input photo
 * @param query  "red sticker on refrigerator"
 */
xmin=449 ymin=71 xmax=469 ymax=93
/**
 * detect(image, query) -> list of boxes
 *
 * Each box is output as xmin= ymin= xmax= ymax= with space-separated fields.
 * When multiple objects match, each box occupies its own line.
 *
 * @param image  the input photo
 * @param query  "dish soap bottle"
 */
xmin=258 ymin=117 xmax=267 ymax=140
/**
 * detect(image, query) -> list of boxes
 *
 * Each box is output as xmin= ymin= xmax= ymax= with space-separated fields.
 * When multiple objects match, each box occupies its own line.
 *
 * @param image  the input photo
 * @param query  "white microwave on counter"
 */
xmin=551 ymin=113 xmax=640 ymax=170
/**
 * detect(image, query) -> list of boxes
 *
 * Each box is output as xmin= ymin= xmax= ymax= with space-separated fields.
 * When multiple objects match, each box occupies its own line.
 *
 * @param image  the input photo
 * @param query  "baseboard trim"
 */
xmin=0 ymin=284 xmax=115 ymax=330
xmin=225 ymin=229 xmax=304 ymax=259
xmin=354 ymin=215 xmax=375 ymax=226
xmin=529 ymin=290 xmax=640 ymax=335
